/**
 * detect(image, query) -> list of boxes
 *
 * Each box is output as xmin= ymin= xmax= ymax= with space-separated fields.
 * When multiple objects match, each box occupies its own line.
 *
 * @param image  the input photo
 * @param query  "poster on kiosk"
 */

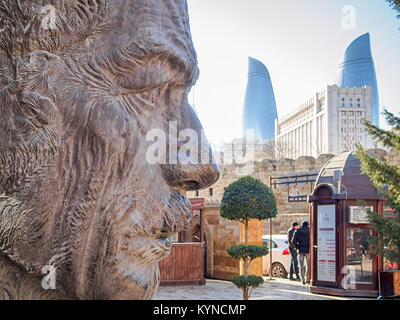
xmin=317 ymin=205 xmax=336 ymax=282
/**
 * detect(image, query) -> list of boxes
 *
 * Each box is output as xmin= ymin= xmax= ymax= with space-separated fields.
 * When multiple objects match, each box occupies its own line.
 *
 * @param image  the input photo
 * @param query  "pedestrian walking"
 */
xmin=287 ymin=221 xmax=300 ymax=281
xmin=292 ymin=221 xmax=310 ymax=285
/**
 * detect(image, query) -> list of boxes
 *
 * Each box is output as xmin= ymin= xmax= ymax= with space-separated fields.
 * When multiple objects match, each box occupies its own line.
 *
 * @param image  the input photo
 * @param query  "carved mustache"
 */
xmin=122 ymin=189 xmax=192 ymax=238
xmin=160 ymin=190 xmax=192 ymax=235
xmin=116 ymin=190 xmax=192 ymax=265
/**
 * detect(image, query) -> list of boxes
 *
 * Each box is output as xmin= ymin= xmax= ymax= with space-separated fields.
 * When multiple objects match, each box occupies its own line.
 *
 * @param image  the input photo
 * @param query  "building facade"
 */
xmin=242 ymin=57 xmax=278 ymax=140
xmin=275 ymin=84 xmax=375 ymax=159
xmin=336 ymin=33 xmax=380 ymax=126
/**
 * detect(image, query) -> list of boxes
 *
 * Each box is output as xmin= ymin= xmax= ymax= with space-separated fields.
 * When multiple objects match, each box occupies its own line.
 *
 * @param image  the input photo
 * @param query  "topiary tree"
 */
xmin=220 ymin=176 xmax=277 ymax=300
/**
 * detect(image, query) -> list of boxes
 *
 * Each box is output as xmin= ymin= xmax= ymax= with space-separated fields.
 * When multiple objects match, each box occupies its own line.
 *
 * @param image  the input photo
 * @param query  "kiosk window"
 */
xmin=345 ymin=228 xmax=373 ymax=284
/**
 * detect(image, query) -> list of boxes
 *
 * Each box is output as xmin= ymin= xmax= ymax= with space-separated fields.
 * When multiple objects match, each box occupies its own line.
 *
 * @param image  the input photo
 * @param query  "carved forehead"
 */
xmin=116 ymin=0 xmax=195 ymax=58
xmin=105 ymin=0 xmax=198 ymax=83
xmin=0 ymin=0 xmax=197 ymax=83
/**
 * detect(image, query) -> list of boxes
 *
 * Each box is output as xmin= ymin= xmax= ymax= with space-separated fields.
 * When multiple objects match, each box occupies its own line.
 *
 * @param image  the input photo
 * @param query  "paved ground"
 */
xmin=155 ymin=277 xmax=370 ymax=300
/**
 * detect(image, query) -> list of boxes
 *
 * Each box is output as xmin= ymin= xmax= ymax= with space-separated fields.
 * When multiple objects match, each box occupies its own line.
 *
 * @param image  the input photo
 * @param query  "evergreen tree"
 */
xmin=356 ymin=110 xmax=400 ymax=264
xmin=386 ymin=0 xmax=400 ymax=16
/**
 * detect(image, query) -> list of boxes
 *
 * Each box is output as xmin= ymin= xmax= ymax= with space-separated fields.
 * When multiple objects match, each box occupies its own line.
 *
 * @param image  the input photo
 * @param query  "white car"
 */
xmin=262 ymin=234 xmax=292 ymax=278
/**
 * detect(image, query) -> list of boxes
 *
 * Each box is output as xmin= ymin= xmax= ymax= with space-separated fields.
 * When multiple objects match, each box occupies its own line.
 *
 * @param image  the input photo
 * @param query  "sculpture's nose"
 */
xmin=161 ymin=103 xmax=219 ymax=191
xmin=161 ymin=149 xmax=219 ymax=191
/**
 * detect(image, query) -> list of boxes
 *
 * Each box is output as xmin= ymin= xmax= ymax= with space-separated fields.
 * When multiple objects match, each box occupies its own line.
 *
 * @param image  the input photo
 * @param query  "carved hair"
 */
xmin=0 ymin=0 xmax=109 ymax=56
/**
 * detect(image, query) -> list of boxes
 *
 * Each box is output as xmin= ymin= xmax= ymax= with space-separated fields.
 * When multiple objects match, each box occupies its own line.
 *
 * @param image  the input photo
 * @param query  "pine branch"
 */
xmin=362 ymin=110 xmax=400 ymax=153
xmin=368 ymin=211 xmax=400 ymax=263
xmin=383 ymin=109 xmax=400 ymax=129
xmin=356 ymin=147 xmax=400 ymax=212
xmin=386 ymin=0 xmax=400 ymax=17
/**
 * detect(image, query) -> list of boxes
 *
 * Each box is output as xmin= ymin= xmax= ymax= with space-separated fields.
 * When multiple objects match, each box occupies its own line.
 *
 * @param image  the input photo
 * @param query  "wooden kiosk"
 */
xmin=308 ymin=151 xmax=386 ymax=297
xmin=159 ymin=198 xmax=206 ymax=285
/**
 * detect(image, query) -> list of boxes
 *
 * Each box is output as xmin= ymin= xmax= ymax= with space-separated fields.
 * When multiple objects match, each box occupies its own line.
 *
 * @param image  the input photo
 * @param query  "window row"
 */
xmin=341 ymin=103 xmax=362 ymax=108
xmin=341 ymin=111 xmax=364 ymax=117
xmin=342 ymin=119 xmax=365 ymax=125
xmin=341 ymin=127 xmax=364 ymax=133
xmin=341 ymin=136 xmax=363 ymax=141
xmin=342 ymin=97 xmax=361 ymax=102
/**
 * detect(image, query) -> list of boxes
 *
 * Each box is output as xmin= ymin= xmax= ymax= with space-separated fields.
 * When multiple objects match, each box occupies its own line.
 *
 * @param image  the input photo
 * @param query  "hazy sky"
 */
xmin=186 ymin=0 xmax=400 ymax=146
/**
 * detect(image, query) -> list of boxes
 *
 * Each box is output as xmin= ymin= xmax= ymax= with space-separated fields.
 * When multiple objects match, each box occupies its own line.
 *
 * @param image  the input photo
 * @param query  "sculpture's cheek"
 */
xmin=72 ymin=100 xmax=138 ymax=158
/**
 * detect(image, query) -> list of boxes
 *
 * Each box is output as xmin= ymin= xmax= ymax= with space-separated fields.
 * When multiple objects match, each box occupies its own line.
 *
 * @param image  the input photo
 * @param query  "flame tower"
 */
xmin=336 ymin=33 xmax=380 ymax=126
xmin=242 ymin=57 xmax=278 ymax=140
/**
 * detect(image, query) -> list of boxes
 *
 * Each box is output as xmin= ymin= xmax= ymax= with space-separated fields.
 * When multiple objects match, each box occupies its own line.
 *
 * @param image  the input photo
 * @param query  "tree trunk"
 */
xmin=244 ymin=219 xmax=249 ymax=276
xmin=243 ymin=220 xmax=249 ymax=300
xmin=243 ymin=286 xmax=249 ymax=300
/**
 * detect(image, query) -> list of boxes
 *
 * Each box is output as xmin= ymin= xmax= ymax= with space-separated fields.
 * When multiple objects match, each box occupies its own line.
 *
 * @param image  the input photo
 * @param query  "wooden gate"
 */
xmin=159 ymin=198 xmax=205 ymax=285
xmin=159 ymin=242 xmax=205 ymax=285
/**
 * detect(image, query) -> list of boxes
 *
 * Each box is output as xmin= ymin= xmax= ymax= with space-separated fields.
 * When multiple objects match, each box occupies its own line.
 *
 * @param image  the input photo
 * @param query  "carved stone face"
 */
xmin=0 ymin=0 xmax=219 ymax=299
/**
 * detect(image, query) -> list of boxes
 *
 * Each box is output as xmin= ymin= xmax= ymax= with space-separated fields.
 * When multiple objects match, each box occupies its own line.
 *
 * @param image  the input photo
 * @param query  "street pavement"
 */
xmin=155 ymin=277 xmax=372 ymax=300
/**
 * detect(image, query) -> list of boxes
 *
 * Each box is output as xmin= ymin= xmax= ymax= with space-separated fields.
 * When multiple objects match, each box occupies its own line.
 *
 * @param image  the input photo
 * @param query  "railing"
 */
xmin=270 ymin=173 xmax=319 ymax=203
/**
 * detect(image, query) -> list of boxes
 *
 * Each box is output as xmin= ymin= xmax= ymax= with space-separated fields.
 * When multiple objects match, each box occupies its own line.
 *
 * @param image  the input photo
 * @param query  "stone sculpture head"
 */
xmin=0 ymin=0 xmax=218 ymax=299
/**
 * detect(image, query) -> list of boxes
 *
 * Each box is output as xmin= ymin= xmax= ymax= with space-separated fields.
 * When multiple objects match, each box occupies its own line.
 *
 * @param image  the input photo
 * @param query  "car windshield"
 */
xmin=262 ymin=239 xmax=278 ymax=248
xmin=263 ymin=238 xmax=288 ymax=249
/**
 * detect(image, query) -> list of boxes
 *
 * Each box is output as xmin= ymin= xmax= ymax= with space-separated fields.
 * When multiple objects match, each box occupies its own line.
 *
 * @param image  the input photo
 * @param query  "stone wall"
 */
xmin=268 ymin=213 xmax=311 ymax=235
xmin=386 ymin=148 xmax=400 ymax=166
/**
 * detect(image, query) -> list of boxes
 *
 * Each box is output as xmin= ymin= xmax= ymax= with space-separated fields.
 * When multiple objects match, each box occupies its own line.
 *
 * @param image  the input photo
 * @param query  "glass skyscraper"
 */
xmin=242 ymin=57 xmax=278 ymax=140
xmin=336 ymin=33 xmax=380 ymax=126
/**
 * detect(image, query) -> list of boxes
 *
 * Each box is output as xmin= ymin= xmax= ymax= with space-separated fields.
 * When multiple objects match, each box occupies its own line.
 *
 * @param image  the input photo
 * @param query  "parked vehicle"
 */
xmin=262 ymin=234 xmax=292 ymax=278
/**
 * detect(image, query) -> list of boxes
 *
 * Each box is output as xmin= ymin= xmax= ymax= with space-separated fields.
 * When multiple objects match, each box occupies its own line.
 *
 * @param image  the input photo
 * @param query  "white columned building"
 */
xmin=275 ymin=85 xmax=375 ymax=159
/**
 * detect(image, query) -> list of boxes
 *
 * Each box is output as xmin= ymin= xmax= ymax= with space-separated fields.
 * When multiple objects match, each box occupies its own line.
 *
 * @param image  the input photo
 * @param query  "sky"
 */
xmin=186 ymin=0 xmax=400 ymax=147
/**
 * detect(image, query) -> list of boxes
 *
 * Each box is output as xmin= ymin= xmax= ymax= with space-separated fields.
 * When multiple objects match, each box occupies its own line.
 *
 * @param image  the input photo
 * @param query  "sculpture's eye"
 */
xmin=113 ymin=56 xmax=186 ymax=93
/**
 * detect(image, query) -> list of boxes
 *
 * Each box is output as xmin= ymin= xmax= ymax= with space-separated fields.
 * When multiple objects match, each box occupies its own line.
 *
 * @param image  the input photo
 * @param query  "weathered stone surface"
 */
xmin=0 ymin=0 xmax=218 ymax=300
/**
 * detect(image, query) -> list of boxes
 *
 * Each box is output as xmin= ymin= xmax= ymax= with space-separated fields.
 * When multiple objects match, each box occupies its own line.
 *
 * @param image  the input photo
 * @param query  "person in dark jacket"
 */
xmin=292 ymin=221 xmax=310 ymax=285
xmin=287 ymin=221 xmax=300 ymax=281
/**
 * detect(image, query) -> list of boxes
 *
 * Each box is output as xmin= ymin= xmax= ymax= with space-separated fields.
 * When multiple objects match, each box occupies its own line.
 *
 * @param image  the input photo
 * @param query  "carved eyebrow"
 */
xmin=95 ymin=38 xmax=198 ymax=88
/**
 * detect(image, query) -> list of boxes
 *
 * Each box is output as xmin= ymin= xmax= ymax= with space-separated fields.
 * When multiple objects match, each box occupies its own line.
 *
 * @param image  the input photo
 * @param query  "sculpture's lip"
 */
xmin=122 ymin=191 xmax=192 ymax=238
xmin=117 ymin=191 xmax=191 ymax=264
xmin=138 ymin=236 xmax=173 ymax=262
